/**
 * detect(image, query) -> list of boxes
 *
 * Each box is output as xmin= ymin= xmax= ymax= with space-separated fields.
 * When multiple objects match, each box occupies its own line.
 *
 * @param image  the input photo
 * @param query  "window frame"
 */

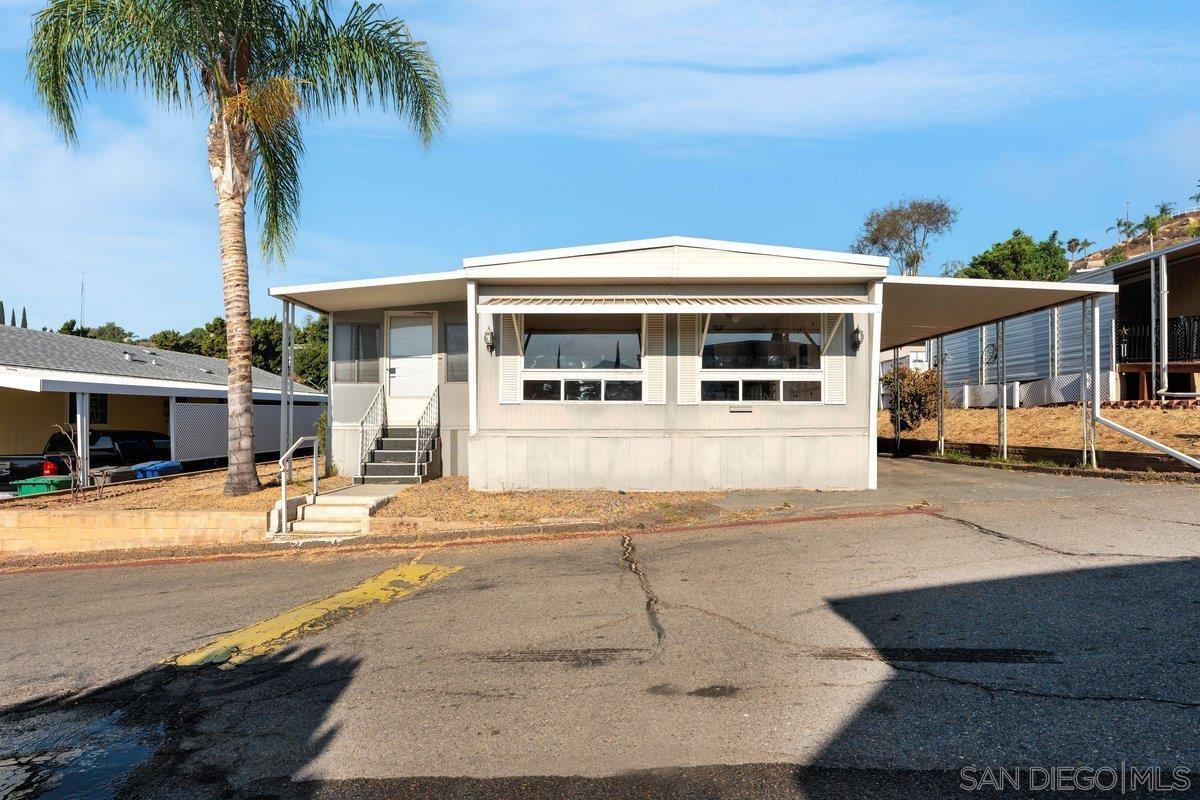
xmin=444 ymin=321 xmax=469 ymax=383
xmin=68 ymin=392 xmax=110 ymax=424
xmin=516 ymin=313 xmax=649 ymax=404
xmin=696 ymin=313 xmax=827 ymax=405
xmin=332 ymin=322 xmax=382 ymax=384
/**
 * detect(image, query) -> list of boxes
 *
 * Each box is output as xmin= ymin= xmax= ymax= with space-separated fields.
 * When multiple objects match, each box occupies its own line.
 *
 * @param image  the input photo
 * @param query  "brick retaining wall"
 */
xmin=0 ymin=509 xmax=269 ymax=555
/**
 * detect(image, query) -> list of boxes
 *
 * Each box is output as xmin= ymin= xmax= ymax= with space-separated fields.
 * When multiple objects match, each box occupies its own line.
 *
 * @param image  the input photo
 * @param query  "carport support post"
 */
xmin=892 ymin=347 xmax=901 ymax=453
xmin=996 ymin=320 xmax=1007 ymax=460
xmin=1080 ymin=299 xmax=1089 ymax=465
xmin=936 ymin=336 xmax=945 ymax=456
xmin=1091 ymin=298 xmax=1101 ymax=469
xmin=168 ymin=396 xmax=177 ymax=462
xmin=1158 ymin=254 xmax=1169 ymax=397
xmin=279 ymin=299 xmax=292 ymax=480
xmin=74 ymin=391 xmax=90 ymax=488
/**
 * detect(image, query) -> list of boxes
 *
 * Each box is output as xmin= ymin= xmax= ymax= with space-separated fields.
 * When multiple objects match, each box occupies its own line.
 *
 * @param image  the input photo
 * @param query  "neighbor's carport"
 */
xmin=874 ymin=275 xmax=1197 ymax=472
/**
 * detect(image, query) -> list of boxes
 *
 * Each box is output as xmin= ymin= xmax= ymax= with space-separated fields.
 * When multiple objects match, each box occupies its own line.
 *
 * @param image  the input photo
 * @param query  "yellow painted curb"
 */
xmin=165 ymin=562 xmax=461 ymax=669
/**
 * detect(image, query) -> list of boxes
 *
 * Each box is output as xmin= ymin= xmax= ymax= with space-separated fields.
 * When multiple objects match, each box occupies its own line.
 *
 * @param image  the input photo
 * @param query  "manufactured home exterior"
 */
xmin=271 ymin=237 xmax=1113 ymax=492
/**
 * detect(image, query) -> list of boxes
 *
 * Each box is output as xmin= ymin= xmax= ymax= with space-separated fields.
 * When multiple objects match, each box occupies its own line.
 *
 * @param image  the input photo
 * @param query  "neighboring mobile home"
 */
xmin=270 ymin=237 xmax=1113 ymax=491
xmin=0 ymin=325 xmax=324 ymax=479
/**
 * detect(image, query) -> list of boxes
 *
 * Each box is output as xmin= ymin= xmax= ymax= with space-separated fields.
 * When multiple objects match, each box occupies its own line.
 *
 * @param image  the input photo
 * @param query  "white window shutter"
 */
xmin=643 ymin=314 xmax=666 ymax=404
xmin=499 ymin=313 xmax=522 ymax=404
xmin=677 ymin=314 xmax=700 ymax=405
xmin=823 ymin=314 xmax=847 ymax=404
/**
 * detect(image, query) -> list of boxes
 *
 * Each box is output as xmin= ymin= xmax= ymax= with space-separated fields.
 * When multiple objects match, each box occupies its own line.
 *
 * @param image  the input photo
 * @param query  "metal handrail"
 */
xmin=358 ymin=384 xmax=386 ymax=468
xmin=415 ymin=386 xmax=440 ymax=460
xmin=278 ymin=435 xmax=320 ymax=533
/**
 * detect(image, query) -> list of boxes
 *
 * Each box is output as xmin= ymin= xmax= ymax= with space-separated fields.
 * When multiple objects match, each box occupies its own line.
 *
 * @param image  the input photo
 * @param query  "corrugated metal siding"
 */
xmin=1002 ymin=310 xmax=1051 ymax=382
xmin=941 ymin=327 xmax=980 ymax=386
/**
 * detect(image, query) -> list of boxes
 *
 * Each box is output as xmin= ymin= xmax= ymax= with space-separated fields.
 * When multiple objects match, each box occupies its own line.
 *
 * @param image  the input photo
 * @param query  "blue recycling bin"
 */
xmin=132 ymin=460 xmax=183 ymax=479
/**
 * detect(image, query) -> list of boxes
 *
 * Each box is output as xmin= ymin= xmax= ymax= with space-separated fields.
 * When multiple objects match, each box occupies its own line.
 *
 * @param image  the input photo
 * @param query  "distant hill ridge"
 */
xmin=1070 ymin=209 xmax=1200 ymax=273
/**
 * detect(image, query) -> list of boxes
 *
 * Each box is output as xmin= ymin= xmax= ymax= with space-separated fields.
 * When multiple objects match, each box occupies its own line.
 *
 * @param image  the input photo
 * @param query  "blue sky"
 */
xmin=2 ymin=0 xmax=1200 ymax=335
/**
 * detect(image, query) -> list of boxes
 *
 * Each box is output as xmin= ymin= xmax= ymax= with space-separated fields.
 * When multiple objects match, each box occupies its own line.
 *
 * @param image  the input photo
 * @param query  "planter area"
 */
xmin=0 ymin=508 xmax=268 ymax=555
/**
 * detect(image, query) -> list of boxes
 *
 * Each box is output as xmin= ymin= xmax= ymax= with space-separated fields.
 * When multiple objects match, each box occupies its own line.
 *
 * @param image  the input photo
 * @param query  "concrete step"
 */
xmin=272 ymin=532 xmax=364 ymax=545
xmin=363 ymin=461 xmax=424 ymax=477
xmin=377 ymin=437 xmax=417 ymax=449
xmin=371 ymin=449 xmax=430 ymax=464
xmin=306 ymin=494 xmax=386 ymax=508
xmin=298 ymin=504 xmax=367 ymax=523
xmin=384 ymin=427 xmax=419 ymax=437
xmin=357 ymin=475 xmax=423 ymax=485
xmin=289 ymin=520 xmax=364 ymax=536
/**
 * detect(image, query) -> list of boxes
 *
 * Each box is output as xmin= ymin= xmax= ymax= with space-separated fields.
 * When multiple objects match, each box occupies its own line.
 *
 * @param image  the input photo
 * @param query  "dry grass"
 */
xmin=375 ymin=476 xmax=724 ymax=528
xmin=879 ymin=407 xmax=1200 ymax=455
xmin=0 ymin=458 xmax=350 ymax=513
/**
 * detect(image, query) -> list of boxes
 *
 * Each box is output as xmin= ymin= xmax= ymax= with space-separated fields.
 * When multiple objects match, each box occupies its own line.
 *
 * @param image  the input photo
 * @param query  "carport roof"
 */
xmin=880 ymin=275 xmax=1118 ymax=350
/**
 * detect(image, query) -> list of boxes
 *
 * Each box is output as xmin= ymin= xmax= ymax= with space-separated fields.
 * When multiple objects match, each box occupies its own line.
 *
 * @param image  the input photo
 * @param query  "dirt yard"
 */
xmin=0 ymin=458 xmax=350 ymax=513
xmin=879 ymin=406 xmax=1200 ymax=455
xmin=374 ymin=476 xmax=724 ymax=528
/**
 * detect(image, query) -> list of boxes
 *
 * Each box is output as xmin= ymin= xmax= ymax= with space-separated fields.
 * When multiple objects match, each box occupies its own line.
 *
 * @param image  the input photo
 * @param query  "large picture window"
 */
xmin=522 ymin=314 xmax=641 ymax=370
xmin=519 ymin=314 xmax=644 ymax=402
xmin=702 ymin=313 xmax=822 ymax=370
xmin=699 ymin=313 xmax=824 ymax=403
xmin=332 ymin=323 xmax=381 ymax=383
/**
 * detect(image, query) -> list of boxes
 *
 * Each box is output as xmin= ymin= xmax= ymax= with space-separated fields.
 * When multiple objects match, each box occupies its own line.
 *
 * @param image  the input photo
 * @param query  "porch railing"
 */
xmin=415 ymin=386 xmax=440 ymax=458
xmin=1117 ymin=316 xmax=1200 ymax=363
xmin=358 ymin=384 xmax=386 ymax=468
xmin=278 ymin=435 xmax=320 ymax=533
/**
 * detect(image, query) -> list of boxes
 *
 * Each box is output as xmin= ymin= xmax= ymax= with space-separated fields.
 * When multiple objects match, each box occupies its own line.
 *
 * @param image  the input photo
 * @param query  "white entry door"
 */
xmin=387 ymin=314 xmax=436 ymax=405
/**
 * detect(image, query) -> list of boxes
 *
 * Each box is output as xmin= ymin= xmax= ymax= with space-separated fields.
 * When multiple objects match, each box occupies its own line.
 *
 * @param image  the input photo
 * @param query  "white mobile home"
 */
xmin=270 ymin=237 xmax=1113 ymax=491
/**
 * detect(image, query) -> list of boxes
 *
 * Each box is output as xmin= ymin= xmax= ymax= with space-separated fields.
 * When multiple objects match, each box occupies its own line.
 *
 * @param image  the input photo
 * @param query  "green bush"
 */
xmin=885 ymin=366 xmax=945 ymax=431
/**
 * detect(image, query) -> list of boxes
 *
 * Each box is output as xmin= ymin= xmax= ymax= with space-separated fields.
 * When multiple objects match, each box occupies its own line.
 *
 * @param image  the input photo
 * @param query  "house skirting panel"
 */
xmin=467 ymin=431 xmax=869 ymax=491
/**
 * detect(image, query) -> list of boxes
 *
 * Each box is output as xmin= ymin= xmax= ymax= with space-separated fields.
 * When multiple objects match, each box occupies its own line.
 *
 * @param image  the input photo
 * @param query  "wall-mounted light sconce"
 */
xmin=851 ymin=326 xmax=865 ymax=353
xmin=483 ymin=328 xmax=496 ymax=354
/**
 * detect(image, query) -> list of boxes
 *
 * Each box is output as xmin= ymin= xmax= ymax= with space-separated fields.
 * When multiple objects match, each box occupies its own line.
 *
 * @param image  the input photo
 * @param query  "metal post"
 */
xmin=1149 ymin=257 xmax=1158 ymax=398
xmin=287 ymin=302 xmax=296 ymax=452
xmin=1090 ymin=299 xmax=1101 ymax=469
xmin=892 ymin=347 xmax=901 ymax=452
xmin=75 ymin=391 xmax=91 ymax=487
xmin=1158 ymin=254 xmax=1169 ymax=397
xmin=168 ymin=396 xmax=177 ymax=463
xmin=1084 ymin=298 xmax=1094 ymax=462
xmin=279 ymin=299 xmax=291 ymax=461
xmin=997 ymin=321 xmax=1007 ymax=460
xmin=312 ymin=434 xmax=320 ymax=497
xmin=936 ymin=336 xmax=945 ymax=456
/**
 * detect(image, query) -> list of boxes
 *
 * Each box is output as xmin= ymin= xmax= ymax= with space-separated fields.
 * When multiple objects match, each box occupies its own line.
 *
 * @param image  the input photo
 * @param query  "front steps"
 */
xmin=271 ymin=491 xmax=392 ymax=543
xmin=356 ymin=426 xmax=440 ymax=486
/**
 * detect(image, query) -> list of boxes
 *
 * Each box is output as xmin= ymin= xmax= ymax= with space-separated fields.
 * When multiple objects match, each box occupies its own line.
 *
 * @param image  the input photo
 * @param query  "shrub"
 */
xmin=884 ymin=366 xmax=945 ymax=431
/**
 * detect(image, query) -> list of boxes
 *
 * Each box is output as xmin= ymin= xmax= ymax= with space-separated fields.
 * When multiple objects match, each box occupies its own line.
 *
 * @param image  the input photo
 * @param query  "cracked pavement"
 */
xmin=2 ymin=458 xmax=1200 ymax=798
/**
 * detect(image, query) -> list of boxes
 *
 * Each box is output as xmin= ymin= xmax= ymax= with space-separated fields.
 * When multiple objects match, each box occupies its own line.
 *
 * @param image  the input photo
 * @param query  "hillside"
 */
xmin=1070 ymin=209 xmax=1200 ymax=272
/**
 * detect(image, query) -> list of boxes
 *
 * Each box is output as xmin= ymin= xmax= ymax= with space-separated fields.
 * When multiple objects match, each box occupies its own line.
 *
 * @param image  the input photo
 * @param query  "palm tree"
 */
xmin=1106 ymin=217 xmax=1135 ymax=243
xmin=1190 ymin=181 xmax=1200 ymax=206
xmin=1066 ymin=237 xmax=1082 ymax=261
xmin=1077 ymin=238 xmax=1095 ymax=260
xmin=29 ymin=0 xmax=446 ymax=495
xmin=1156 ymin=201 xmax=1176 ymax=219
xmin=1137 ymin=214 xmax=1164 ymax=252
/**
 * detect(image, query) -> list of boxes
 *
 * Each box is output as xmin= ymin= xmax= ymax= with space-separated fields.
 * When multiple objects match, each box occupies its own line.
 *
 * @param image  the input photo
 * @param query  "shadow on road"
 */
xmin=0 ymin=647 xmax=358 ymax=799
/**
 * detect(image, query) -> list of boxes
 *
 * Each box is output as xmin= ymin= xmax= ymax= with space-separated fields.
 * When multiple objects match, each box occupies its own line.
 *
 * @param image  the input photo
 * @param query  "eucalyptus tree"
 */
xmin=850 ymin=196 xmax=958 ymax=276
xmin=29 ymin=0 xmax=446 ymax=494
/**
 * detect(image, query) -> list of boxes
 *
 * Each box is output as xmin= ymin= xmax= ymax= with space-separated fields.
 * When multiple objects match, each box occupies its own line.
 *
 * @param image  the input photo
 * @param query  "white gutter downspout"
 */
xmin=866 ymin=280 xmax=883 ymax=490
xmin=1091 ymin=297 xmax=1200 ymax=470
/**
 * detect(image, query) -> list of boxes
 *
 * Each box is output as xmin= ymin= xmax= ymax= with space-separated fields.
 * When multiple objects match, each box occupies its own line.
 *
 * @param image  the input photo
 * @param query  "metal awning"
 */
xmin=476 ymin=294 xmax=877 ymax=315
xmin=880 ymin=276 xmax=1119 ymax=350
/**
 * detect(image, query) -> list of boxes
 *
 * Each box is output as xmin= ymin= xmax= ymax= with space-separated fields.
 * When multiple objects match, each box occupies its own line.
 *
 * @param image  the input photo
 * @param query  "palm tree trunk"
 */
xmin=209 ymin=111 xmax=261 ymax=496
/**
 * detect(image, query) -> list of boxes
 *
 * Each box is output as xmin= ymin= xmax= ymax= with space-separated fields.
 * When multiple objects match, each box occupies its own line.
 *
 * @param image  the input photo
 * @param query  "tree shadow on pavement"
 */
xmin=0 ymin=646 xmax=358 ymax=799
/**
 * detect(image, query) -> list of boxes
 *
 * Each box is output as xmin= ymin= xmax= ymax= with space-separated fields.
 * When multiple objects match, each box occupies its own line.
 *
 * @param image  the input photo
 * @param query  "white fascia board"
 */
xmin=0 ymin=369 xmax=44 ymax=392
xmin=269 ymin=268 xmax=467 ymax=299
xmin=476 ymin=301 xmax=879 ymax=315
xmin=883 ymin=275 xmax=1119 ymax=294
xmin=462 ymin=236 xmax=891 ymax=269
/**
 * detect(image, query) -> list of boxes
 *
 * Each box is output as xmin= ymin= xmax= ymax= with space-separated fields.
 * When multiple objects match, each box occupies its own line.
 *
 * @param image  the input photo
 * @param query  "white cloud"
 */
xmin=395 ymin=0 xmax=1198 ymax=139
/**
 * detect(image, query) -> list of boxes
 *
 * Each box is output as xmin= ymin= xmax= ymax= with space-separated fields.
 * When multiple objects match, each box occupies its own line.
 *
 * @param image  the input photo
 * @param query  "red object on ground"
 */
xmin=41 ymin=460 xmax=60 ymax=476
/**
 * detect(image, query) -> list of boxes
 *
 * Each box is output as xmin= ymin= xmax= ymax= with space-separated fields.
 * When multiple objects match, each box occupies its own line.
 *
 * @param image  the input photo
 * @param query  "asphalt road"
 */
xmin=2 ymin=459 xmax=1200 ymax=799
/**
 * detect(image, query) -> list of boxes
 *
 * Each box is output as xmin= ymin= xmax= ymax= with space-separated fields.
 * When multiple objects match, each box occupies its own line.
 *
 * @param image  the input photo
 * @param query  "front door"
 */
xmin=387 ymin=314 xmax=436 ymax=421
